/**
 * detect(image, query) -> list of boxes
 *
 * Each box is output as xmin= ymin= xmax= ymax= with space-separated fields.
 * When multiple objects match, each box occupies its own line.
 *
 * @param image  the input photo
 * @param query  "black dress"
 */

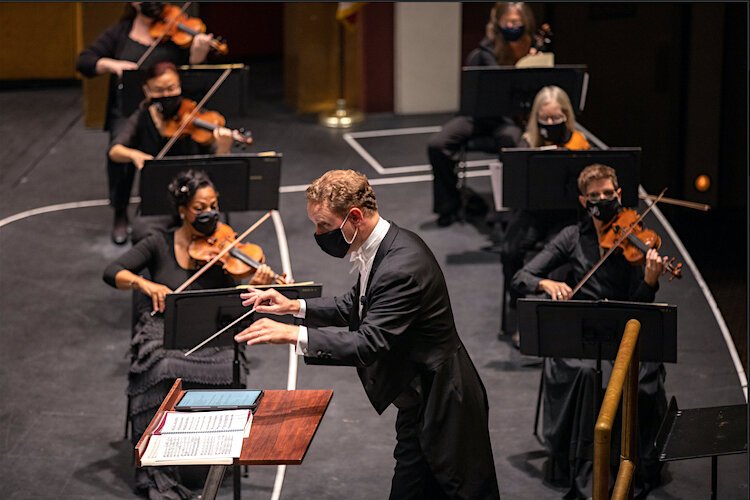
xmin=103 ymin=230 xmax=245 ymax=498
xmin=512 ymin=219 xmax=667 ymax=499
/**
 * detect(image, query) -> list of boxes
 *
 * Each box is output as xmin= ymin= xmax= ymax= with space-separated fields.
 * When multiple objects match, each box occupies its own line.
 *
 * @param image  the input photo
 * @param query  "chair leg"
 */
xmin=124 ymin=395 xmax=131 ymax=440
xmin=533 ymin=360 xmax=545 ymax=441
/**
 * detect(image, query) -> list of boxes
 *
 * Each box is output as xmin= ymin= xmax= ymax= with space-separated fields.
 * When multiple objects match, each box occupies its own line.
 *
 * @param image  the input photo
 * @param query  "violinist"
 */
xmin=428 ymin=2 xmax=543 ymax=227
xmin=102 ymin=169 xmax=273 ymax=497
xmin=76 ymin=2 xmax=216 ymax=244
xmin=108 ymin=61 xmax=235 ymax=243
xmin=511 ymin=164 xmax=668 ymax=499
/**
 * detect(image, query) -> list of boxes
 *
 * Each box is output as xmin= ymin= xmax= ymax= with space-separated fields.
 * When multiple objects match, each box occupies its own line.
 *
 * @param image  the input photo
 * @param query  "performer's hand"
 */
xmin=249 ymin=264 xmax=274 ymax=285
xmin=240 ymin=287 xmax=299 ymax=315
xmin=212 ymin=127 xmax=233 ymax=154
xmin=137 ymin=280 xmax=173 ymax=313
xmin=539 ymin=279 xmax=573 ymax=301
xmin=96 ymin=58 xmax=138 ymax=77
xmin=643 ymin=248 xmax=666 ymax=287
xmin=234 ymin=318 xmax=299 ymax=346
xmin=190 ymin=33 xmax=213 ymax=64
xmin=129 ymin=149 xmax=154 ymax=170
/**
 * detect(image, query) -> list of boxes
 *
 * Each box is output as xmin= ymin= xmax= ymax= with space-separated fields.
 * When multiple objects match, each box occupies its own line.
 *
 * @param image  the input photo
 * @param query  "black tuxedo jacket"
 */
xmin=303 ymin=222 xmax=500 ymax=499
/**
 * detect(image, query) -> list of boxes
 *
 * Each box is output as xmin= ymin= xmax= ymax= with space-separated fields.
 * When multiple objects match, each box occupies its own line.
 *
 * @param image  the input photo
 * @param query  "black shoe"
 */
xmin=436 ymin=212 xmax=457 ymax=227
xmin=112 ymin=216 xmax=130 ymax=245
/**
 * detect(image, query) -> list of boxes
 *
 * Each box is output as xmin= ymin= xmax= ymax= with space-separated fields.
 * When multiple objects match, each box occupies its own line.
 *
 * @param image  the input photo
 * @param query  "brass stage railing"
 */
xmin=594 ymin=319 xmax=641 ymax=500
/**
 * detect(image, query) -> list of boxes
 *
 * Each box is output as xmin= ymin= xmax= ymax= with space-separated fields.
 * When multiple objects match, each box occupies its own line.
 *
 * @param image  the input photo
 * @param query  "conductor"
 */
xmin=234 ymin=170 xmax=500 ymax=499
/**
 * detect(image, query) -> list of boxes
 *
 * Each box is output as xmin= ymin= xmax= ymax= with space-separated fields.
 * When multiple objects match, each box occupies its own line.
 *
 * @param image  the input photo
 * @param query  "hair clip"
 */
xmin=180 ymin=185 xmax=189 ymax=193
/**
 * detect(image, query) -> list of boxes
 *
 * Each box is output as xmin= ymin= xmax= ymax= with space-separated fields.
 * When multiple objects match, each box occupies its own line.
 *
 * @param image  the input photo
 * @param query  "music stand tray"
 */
xmin=517 ymin=298 xmax=677 ymax=363
xmin=655 ymin=396 xmax=747 ymax=499
xmin=459 ymin=65 xmax=588 ymax=118
xmin=163 ymin=284 xmax=323 ymax=350
xmin=139 ymin=153 xmax=282 ymax=216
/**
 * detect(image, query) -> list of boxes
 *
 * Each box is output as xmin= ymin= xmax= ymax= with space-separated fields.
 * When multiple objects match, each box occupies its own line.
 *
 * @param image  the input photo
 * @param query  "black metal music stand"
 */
xmin=119 ymin=64 xmax=250 ymax=118
xmin=459 ymin=65 xmax=588 ymax=118
xmin=517 ymin=298 xmax=678 ymax=439
xmin=163 ymin=283 xmax=323 ymax=499
xmin=655 ymin=396 xmax=747 ymax=500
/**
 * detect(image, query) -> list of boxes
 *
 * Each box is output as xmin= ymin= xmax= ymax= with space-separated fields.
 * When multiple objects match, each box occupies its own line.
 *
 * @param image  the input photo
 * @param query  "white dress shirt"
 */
xmin=295 ymin=217 xmax=391 ymax=356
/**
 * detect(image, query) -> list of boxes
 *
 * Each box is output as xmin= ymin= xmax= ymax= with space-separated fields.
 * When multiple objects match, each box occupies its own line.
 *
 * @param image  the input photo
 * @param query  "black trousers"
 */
xmin=427 ymin=115 xmax=521 ymax=216
xmin=390 ymin=404 xmax=449 ymax=500
xmin=106 ymin=111 xmax=136 ymax=217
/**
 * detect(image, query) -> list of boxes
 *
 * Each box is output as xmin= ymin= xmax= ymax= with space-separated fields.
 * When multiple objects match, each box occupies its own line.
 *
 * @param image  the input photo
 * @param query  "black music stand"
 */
xmin=500 ymin=147 xmax=641 ymax=210
xmin=517 ymin=298 xmax=677 ymax=438
xmin=655 ymin=397 xmax=747 ymax=500
xmin=140 ymin=153 xmax=281 ymax=216
xmin=163 ymin=283 xmax=323 ymax=500
xmin=119 ymin=64 xmax=250 ymax=118
xmin=459 ymin=65 xmax=588 ymax=118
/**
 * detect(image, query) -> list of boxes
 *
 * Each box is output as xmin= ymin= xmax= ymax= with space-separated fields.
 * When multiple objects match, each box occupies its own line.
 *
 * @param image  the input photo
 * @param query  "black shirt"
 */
xmin=512 ymin=218 xmax=659 ymax=302
xmin=111 ymin=106 xmax=213 ymax=158
xmin=103 ymin=230 xmax=235 ymax=291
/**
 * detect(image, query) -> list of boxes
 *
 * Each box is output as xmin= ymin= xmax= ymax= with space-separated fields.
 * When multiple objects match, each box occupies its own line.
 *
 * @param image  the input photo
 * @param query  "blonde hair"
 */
xmin=306 ymin=170 xmax=378 ymax=216
xmin=486 ymin=2 xmax=536 ymax=65
xmin=522 ymin=86 xmax=578 ymax=147
xmin=577 ymin=164 xmax=619 ymax=195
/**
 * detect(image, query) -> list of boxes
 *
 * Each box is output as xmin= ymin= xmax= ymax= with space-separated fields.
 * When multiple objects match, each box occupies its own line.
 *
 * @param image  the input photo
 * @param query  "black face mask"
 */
xmin=538 ymin=121 xmax=570 ymax=146
xmin=314 ymin=211 xmax=357 ymax=258
xmin=586 ymin=197 xmax=621 ymax=223
xmin=139 ymin=2 xmax=165 ymax=19
xmin=151 ymin=94 xmax=182 ymax=119
xmin=499 ymin=25 xmax=525 ymax=42
xmin=191 ymin=210 xmax=219 ymax=236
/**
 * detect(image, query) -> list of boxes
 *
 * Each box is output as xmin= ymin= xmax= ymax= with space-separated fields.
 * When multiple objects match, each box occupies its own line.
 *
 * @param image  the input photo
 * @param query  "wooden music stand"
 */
xmin=135 ymin=379 xmax=333 ymax=500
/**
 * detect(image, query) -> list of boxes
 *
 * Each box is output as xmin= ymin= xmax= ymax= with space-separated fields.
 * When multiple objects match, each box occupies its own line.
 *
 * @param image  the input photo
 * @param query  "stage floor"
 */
xmin=0 ymin=79 xmax=746 ymax=499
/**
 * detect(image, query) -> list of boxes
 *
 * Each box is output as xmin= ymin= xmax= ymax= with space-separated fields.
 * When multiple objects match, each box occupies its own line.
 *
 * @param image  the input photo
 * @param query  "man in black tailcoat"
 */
xmin=235 ymin=170 xmax=500 ymax=499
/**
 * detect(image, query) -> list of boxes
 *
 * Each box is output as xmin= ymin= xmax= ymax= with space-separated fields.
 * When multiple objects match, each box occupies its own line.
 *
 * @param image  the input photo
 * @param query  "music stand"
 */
xmin=500 ymin=147 xmax=641 ymax=210
xmin=162 ymin=283 xmax=322 ymax=500
xmin=655 ymin=397 xmax=747 ymax=500
xmin=139 ymin=153 xmax=282 ymax=216
xmin=517 ymin=298 xmax=677 ymax=439
xmin=459 ymin=65 xmax=589 ymax=118
xmin=119 ymin=64 xmax=250 ymax=118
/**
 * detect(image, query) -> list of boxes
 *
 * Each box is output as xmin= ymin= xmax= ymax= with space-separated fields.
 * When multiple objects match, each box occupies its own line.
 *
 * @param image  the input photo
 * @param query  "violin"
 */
xmin=161 ymin=98 xmax=252 ymax=146
xmin=188 ymin=222 xmax=288 ymax=284
xmin=599 ymin=208 xmax=683 ymax=280
xmin=149 ymin=4 xmax=229 ymax=55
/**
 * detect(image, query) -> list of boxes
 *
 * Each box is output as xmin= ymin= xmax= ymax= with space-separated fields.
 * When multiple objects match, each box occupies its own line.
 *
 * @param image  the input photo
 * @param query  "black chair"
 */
xmin=455 ymin=136 xmax=497 ymax=221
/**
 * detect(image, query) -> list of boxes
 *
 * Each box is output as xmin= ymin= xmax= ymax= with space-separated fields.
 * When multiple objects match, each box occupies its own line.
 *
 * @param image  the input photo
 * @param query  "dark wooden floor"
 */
xmin=0 ymin=72 xmax=746 ymax=499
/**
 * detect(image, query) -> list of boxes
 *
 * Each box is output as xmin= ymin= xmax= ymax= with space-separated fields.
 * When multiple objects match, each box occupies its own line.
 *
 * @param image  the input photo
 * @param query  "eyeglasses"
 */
xmin=585 ymin=190 xmax=617 ymax=202
xmin=538 ymin=114 xmax=567 ymax=125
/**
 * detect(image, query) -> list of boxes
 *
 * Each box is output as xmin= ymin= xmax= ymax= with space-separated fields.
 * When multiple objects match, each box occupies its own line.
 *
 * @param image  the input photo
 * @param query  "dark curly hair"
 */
xmin=167 ymin=169 xmax=216 ymax=221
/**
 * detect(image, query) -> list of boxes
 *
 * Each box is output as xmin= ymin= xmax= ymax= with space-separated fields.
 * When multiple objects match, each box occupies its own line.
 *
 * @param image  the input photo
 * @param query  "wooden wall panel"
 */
xmin=0 ymin=2 xmax=80 ymax=80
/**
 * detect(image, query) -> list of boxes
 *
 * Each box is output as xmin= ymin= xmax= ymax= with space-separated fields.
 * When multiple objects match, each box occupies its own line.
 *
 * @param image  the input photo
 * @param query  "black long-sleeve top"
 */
xmin=512 ymin=219 xmax=659 ymax=302
xmin=103 ymin=230 xmax=235 ymax=291
xmin=76 ymin=20 xmax=188 ymax=131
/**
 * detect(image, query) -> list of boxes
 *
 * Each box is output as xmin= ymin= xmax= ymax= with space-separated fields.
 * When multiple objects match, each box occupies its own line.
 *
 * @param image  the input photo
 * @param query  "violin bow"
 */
xmin=173 ymin=211 xmax=273 ymax=294
xmin=135 ymin=1 xmax=193 ymax=69
xmin=155 ymin=66 xmax=233 ymax=159
xmin=568 ymin=188 xmax=667 ymax=298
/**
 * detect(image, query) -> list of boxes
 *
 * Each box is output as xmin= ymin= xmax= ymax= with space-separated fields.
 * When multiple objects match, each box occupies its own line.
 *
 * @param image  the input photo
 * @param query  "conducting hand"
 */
xmin=240 ymin=287 xmax=299 ymax=315
xmin=538 ymin=279 xmax=573 ymax=301
xmin=643 ymin=248 xmax=666 ymax=287
xmin=234 ymin=317 xmax=299 ymax=346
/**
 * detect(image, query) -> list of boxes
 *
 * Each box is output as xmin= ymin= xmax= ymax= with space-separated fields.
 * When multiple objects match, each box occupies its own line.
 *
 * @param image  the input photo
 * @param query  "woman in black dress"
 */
xmin=103 ymin=169 xmax=273 ymax=498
